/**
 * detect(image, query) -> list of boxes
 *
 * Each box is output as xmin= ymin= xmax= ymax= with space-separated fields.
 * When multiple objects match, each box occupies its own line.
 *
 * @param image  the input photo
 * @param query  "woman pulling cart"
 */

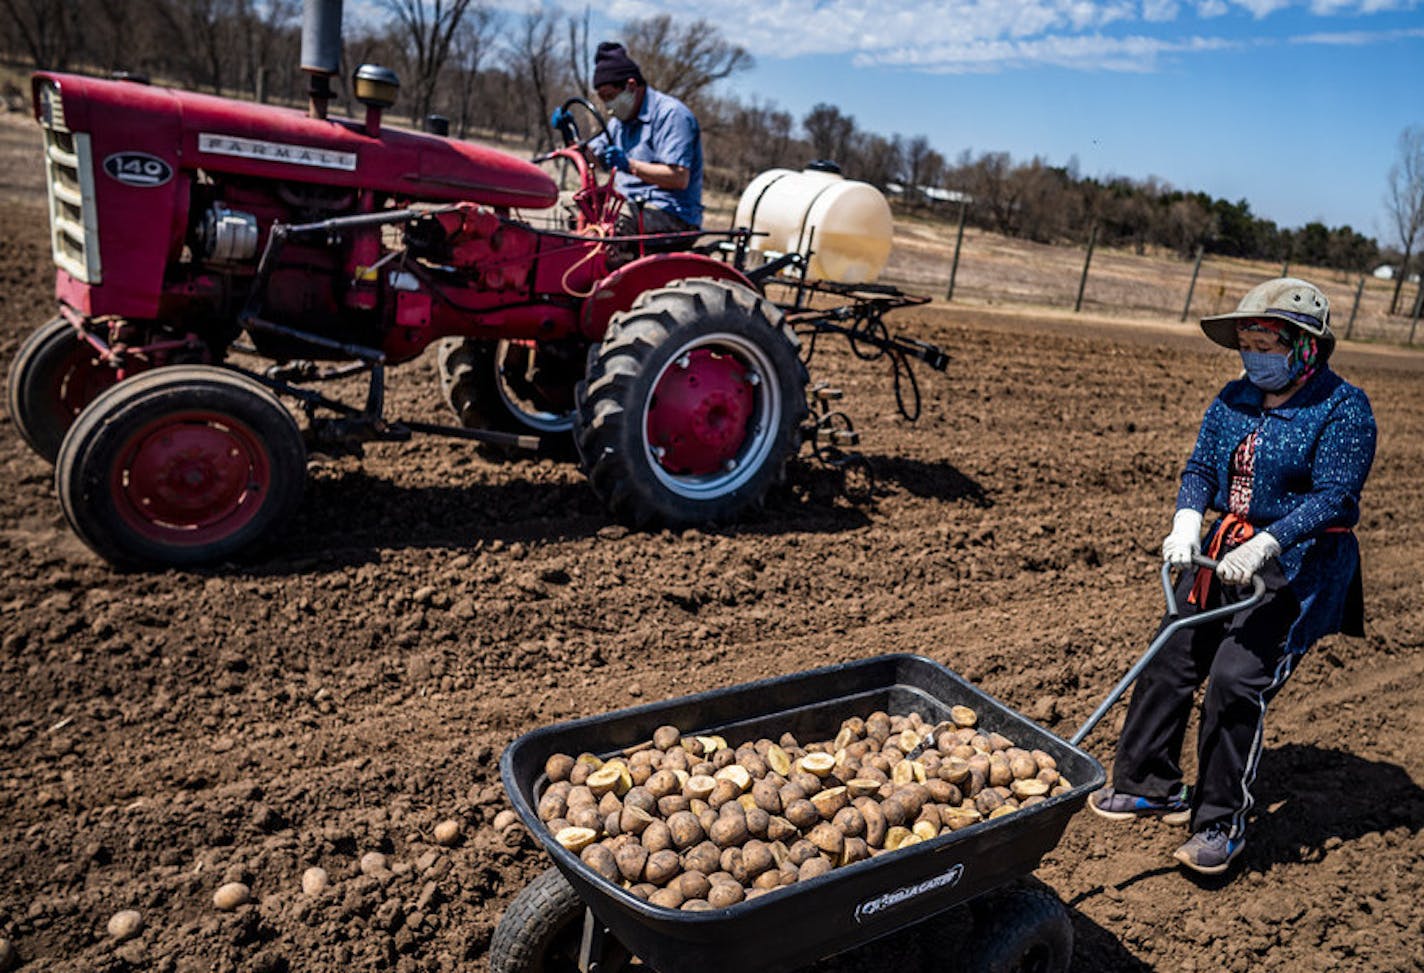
xmin=1090 ymin=277 xmax=1378 ymax=875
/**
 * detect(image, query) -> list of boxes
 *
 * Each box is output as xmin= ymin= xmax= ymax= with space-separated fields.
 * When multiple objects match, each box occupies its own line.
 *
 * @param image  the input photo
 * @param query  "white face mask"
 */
xmin=605 ymin=88 xmax=637 ymax=122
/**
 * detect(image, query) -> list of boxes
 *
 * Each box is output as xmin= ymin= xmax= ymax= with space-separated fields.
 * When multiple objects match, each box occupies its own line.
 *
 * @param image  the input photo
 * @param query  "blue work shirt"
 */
xmin=590 ymin=87 xmax=703 ymax=227
xmin=1177 ymin=367 xmax=1377 ymax=653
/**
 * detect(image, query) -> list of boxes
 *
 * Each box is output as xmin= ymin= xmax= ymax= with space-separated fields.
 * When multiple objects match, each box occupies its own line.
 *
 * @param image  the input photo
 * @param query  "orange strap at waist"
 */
xmin=1186 ymin=519 xmax=1353 ymax=607
xmin=1187 ymin=513 xmax=1254 ymax=607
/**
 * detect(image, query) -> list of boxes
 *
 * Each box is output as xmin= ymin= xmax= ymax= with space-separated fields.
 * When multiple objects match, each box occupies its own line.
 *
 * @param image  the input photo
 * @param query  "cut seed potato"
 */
xmin=715 ymin=765 xmax=752 ymax=792
xmin=555 ymin=827 xmax=598 ymax=852
xmin=950 ymin=706 xmax=978 ymax=728
xmin=800 ymin=753 xmax=836 ymax=777
xmin=685 ymin=774 xmax=716 ymax=801
xmin=1011 ymin=778 xmax=1050 ymax=799
xmin=586 ymin=765 xmax=623 ymax=797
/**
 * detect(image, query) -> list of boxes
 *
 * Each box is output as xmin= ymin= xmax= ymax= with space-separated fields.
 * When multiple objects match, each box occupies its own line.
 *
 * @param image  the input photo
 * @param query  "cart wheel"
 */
xmin=54 ymin=366 xmax=305 ymax=569
xmin=437 ymin=337 xmax=579 ymax=456
xmin=573 ymin=278 xmax=808 ymax=528
xmin=7 ymin=315 xmax=122 ymax=463
xmin=958 ymin=881 xmax=1074 ymax=973
xmin=489 ymin=867 xmax=637 ymax=973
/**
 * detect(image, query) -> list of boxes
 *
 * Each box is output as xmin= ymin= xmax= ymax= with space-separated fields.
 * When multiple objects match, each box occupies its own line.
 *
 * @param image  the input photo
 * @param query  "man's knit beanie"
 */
xmin=593 ymin=42 xmax=643 ymax=88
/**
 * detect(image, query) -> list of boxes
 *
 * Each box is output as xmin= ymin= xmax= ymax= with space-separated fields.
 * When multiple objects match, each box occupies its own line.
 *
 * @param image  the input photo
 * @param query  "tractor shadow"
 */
xmin=244 ymin=453 xmax=988 ymax=571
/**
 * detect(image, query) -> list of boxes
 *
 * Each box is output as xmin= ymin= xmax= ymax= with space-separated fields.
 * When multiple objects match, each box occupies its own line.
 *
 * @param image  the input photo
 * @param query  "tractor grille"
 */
xmin=38 ymin=81 xmax=102 ymax=284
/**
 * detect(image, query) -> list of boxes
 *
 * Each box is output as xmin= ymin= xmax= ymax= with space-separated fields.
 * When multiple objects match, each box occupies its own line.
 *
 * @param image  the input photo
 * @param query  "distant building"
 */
xmin=1372 ymin=264 xmax=1422 ymax=283
xmin=886 ymin=182 xmax=973 ymax=207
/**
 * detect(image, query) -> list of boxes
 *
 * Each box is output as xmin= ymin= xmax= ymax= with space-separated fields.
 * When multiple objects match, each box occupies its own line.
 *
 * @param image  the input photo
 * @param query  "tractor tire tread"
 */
xmin=54 ymin=365 xmax=305 ymax=569
xmin=573 ymin=278 xmax=807 ymax=528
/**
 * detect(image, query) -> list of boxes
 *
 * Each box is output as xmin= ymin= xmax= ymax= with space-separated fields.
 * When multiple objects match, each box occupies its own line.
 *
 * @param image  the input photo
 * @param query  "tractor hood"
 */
xmin=33 ymin=72 xmax=558 ymax=210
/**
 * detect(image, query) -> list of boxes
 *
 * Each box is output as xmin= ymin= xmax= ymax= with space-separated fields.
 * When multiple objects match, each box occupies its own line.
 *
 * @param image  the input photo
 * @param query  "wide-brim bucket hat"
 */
xmin=1201 ymin=277 xmax=1334 ymax=360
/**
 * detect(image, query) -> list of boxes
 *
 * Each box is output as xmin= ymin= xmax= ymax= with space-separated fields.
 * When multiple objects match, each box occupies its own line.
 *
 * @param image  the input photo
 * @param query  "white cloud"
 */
xmin=1290 ymin=25 xmax=1424 ymax=43
xmin=557 ymin=0 xmax=1424 ymax=73
xmin=1143 ymin=0 xmax=1182 ymax=21
xmin=857 ymin=32 xmax=1239 ymax=72
xmin=1228 ymin=0 xmax=1294 ymax=15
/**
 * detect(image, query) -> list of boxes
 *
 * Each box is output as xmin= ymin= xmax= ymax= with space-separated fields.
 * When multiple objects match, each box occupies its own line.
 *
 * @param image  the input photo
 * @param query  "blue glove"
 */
xmin=599 ymin=144 xmax=631 ymax=173
xmin=549 ymin=107 xmax=572 ymax=130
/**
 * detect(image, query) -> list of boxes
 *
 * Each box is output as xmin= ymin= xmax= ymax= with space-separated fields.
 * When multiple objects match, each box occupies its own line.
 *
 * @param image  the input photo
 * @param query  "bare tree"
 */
xmin=449 ymin=6 xmax=497 ymax=138
xmin=1164 ymin=197 xmax=1215 ymax=258
xmin=902 ymin=135 xmax=944 ymax=206
xmin=0 ymin=0 xmax=82 ymax=68
xmin=509 ymin=9 xmax=562 ymax=148
xmin=385 ymin=0 xmax=477 ymax=124
xmin=850 ymin=133 xmax=903 ymax=191
xmin=802 ymin=104 xmax=856 ymax=167
xmin=1385 ymin=125 xmax=1424 ymax=314
xmin=963 ymin=151 xmax=1021 ymax=235
xmin=153 ymin=0 xmax=239 ymax=94
xmin=565 ymin=5 xmax=591 ymax=97
xmin=621 ymin=14 xmax=751 ymax=108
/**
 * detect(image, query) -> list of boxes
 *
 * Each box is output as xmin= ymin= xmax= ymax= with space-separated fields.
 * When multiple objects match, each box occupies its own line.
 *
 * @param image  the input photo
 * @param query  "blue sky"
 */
xmin=567 ymin=0 xmax=1424 ymax=244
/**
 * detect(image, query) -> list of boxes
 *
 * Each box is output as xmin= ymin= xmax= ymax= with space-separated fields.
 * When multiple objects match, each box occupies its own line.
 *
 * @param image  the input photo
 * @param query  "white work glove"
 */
xmin=1216 ymin=532 xmax=1281 ymax=585
xmin=1161 ymin=509 xmax=1203 ymax=567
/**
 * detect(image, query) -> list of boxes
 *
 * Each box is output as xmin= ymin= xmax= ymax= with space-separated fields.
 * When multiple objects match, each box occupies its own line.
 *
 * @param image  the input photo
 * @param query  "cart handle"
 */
xmin=1068 ymin=554 xmax=1266 ymax=747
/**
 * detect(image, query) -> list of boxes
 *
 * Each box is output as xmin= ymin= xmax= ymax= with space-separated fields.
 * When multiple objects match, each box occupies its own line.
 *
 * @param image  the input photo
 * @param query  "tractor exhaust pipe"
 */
xmin=300 ymin=0 xmax=343 ymax=120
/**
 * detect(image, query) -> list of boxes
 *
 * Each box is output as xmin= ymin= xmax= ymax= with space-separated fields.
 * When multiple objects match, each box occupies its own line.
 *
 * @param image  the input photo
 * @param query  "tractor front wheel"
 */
xmin=574 ymin=278 xmax=807 ymax=527
xmin=55 ymin=366 xmax=306 ymax=569
xmin=8 ymin=316 xmax=122 ymax=463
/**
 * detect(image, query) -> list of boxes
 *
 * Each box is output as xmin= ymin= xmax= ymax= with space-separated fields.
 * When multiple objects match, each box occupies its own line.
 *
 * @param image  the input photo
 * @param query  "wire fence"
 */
xmin=874 ymin=213 xmax=1423 ymax=346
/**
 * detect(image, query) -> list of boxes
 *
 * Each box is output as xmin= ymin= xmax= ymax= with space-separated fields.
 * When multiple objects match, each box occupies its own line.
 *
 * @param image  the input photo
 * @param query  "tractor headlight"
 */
xmin=36 ymin=79 xmax=64 ymax=130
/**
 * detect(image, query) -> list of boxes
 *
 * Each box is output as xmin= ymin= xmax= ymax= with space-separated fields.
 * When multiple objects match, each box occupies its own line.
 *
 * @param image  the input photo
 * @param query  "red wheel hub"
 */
xmin=54 ymin=345 xmax=119 ymax=421
xmin=646 ymin=349 xmax=754 ymax=475
xmin=112 ymin=412 xmax=272 ymax=544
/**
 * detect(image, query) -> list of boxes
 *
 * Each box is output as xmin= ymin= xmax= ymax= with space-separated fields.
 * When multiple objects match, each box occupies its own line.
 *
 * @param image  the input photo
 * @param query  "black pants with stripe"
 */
xmin=1112 ymin=562 xmax=1303 ymax=838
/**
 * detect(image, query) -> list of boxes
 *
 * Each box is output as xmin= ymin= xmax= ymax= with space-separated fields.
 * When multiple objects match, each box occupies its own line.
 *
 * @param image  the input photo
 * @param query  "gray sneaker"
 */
xmin=1173 ymin=824 xmax=1245 ymax=875
xmin=1088 ymin=785 xmax=1191 ymax=825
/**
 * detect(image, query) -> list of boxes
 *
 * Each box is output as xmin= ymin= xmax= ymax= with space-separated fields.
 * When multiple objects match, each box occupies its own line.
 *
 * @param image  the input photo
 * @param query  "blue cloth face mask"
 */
xmin=1240 ymin=350 xmax=1301 ymax=391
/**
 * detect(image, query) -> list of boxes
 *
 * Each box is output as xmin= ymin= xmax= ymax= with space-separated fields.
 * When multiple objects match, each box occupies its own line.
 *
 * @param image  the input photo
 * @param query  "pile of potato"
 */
xmin=534 ymin=706 xmax=1073 ymax=911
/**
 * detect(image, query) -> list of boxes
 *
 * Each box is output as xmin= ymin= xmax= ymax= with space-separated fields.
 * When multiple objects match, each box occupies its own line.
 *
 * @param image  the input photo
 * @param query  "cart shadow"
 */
xmin=1067 ymin=910 xmax=1158 ymax=972
xmin=230 ymin=453 xmax=988 ymax=572
xmin=795 ymin=897 xmax=1147 ymax=973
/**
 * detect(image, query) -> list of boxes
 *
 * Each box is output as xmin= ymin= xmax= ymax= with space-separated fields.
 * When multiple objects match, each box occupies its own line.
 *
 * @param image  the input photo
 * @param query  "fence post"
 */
xmin=1075 ymin=223 xmax=1098 ymax=313
xmin=1410 ymin=283 xmax=1423 ymax=345
xmin=1345 ymin=275 xmax=1366 ymax=340
xmin=1181 ymin=245 xmax=1204 ymax=322
xmin=945 ymin=199 xmax=968 ymax=302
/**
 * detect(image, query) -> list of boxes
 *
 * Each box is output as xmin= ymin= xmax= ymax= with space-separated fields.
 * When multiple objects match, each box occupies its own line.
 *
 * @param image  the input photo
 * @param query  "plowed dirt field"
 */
xmin=2 ymin=151 xmax=1422 ymax=971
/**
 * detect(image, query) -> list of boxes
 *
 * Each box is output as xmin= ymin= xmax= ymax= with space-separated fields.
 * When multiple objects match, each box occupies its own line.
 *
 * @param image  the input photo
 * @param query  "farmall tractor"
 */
xmin=8 ymin=5 xmax=945 ymax=569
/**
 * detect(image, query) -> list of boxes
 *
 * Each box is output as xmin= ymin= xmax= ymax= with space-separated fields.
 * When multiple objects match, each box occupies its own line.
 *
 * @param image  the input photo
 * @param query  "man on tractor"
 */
xmin=582 ymin=42 xmax=704 ymax=263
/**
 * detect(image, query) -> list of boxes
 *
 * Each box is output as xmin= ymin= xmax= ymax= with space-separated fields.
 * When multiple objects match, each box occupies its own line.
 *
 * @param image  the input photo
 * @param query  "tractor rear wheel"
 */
xmin=573 ymin=278 xmax=807 ymax=527
xmin=8 ymin=316 xmax=122 ymax=463
xmin=55 ymin=366 xmax=306 ymax=569
xmin=437 ymin=338 xmax=580 ymax=455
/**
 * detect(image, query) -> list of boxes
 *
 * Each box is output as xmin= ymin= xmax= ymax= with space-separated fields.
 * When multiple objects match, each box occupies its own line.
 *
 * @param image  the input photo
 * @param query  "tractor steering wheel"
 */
xmin=551 ymin=96 xmax=609 ymax=151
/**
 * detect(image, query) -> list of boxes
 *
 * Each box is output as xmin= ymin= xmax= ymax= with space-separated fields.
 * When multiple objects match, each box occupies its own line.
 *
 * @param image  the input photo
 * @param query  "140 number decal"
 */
xmin=103 ymin=152 xmax=173 ymax=187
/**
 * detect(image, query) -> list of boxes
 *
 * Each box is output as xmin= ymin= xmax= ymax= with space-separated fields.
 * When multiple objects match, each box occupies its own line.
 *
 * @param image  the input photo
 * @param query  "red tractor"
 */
xmin=10 ymin=29 xmax=944 ymax=570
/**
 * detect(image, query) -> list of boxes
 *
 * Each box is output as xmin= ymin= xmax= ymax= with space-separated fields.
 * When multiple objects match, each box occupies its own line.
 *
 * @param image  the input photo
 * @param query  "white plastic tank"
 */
xmin=733 ymin=163 xmax=894 ymax=284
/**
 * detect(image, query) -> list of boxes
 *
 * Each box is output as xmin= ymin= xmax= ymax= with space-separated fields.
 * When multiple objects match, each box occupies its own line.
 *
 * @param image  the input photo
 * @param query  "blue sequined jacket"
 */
xmin=1177 ymin=367 xmax=1377 ymax=653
